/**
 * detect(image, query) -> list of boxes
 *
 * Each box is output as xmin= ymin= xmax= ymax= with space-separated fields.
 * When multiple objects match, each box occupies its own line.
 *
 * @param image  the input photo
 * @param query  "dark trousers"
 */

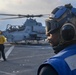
xmin=0 ymin=44 xmax=6 ymax=60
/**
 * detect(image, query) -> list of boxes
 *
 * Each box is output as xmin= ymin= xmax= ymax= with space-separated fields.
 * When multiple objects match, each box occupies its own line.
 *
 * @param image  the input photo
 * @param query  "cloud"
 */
xmin=0 ymin=0 xmax=76 ymax=14
xmin=0 ymin=0 xmax=63 ymax=14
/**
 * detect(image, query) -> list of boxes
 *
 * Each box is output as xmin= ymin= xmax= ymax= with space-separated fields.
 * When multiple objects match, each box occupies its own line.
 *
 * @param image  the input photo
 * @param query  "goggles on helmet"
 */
xmin=49 ymin=6 xmax=67 ymax=19
xmin=45 ymin=19 xmax=60 ymax=35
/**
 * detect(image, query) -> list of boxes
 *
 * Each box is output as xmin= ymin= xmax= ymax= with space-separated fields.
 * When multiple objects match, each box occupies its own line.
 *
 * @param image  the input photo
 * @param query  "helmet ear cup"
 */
xmin=61 ymin=23 xmax=75 ymax=41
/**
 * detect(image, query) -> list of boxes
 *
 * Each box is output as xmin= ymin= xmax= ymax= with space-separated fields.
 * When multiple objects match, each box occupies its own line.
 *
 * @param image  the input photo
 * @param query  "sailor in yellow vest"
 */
xmin=0 ymin=31 xmax=6 ymax=61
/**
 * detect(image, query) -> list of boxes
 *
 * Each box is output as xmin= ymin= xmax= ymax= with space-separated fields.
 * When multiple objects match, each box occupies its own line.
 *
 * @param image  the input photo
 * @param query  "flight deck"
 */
xmin=0 ymin=44 xmax=55 ymax=75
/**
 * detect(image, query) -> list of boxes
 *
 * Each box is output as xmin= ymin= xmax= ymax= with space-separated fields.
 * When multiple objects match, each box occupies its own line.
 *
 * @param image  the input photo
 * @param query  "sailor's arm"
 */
xmin=37 ymin=65 xmax=58 ymax=75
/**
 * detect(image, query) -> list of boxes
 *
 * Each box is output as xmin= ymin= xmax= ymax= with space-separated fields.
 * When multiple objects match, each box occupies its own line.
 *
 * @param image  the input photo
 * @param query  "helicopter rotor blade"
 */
xmin=0 ymin=13 xmax=50 ymax=20
xmin=0 ymin=13 xmax=49 ymax=17
xmin=0 ymin=13 xmax=20 ymax=16
xmin=0 ymin=16 xmax=25 ymax=20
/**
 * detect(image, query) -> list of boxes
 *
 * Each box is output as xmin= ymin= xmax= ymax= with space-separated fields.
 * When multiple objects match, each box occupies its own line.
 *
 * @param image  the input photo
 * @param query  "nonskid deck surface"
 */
xmin=0 ymin=44 xmax=54 ymax=75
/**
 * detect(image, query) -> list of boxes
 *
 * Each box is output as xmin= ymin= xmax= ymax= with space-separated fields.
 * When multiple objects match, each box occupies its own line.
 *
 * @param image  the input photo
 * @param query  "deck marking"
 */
xmin=1 ymin=45 xmax=15 ymax=60
xmin=5 ymin=45 xmax=15 ymax=58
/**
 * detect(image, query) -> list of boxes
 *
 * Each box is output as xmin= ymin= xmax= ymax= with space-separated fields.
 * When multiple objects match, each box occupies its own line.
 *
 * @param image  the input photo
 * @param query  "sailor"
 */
xmin=0 ymin=31 xmax=7 ymax=61
xmin=37 ymin=4 xmax=76 ymax=75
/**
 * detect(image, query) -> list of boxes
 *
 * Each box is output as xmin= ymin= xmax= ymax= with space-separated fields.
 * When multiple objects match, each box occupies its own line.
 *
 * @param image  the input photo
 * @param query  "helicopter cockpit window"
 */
xmin=6 ymin=24 xmax=25 ymax=32
xmin=8 ymin=26 xmax=16 ymax=32
xmin=6 ymin=25 xmax=17 ymax=32
xmin=18 ymin=25 xmax=25 ymax=31
xmin=6 ymin=24 xmax=13 ymax=32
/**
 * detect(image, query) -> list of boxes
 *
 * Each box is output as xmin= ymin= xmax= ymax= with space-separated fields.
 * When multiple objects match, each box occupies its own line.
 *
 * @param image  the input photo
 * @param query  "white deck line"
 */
xmin=0 ymin=45 xmax=15 ymax=60
xmin=5 ymin=45 xmax=15 ymax=58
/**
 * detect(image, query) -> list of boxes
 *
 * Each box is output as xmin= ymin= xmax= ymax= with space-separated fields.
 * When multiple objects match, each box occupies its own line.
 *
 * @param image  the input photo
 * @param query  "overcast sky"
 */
xmin=0 ymin=0 xmax=76 ymax=30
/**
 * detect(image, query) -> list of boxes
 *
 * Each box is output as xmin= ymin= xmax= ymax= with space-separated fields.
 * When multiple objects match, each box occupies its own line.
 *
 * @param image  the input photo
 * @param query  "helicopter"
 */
xmin=0 ymin=14 xmax=47 ymax=44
